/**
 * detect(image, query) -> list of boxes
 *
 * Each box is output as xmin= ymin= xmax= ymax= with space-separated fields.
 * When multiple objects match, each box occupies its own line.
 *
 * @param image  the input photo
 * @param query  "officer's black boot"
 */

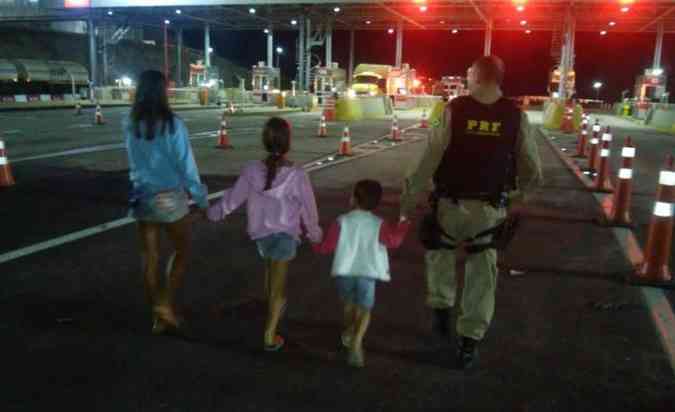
xmin=432 ymin=308 xmax=450 ymax=338
xmin=456 ymin=336 xmax=480 ymax=370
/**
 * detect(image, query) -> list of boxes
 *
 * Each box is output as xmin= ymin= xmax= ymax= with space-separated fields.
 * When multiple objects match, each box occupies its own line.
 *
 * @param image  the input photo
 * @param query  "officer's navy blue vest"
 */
xmin=433 ymin=95 xmax=521 ymax=197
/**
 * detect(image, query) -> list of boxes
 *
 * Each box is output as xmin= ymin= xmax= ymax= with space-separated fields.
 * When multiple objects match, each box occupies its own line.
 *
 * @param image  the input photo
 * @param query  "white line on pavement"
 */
xmin=0 ymin=125 xmax=424 ymax=266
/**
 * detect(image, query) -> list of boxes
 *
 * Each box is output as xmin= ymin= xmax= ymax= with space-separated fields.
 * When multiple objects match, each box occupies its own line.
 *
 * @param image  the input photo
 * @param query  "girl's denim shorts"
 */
xmin=255 ymin=233 xmax=298 ymax=261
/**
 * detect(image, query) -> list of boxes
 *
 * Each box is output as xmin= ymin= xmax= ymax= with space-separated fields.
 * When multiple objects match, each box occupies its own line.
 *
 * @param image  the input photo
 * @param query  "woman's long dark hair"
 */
xmin=131 ymin=70 xmax=175 ymax=140
xmin=262 ymin=117 xmax=291 ymax=190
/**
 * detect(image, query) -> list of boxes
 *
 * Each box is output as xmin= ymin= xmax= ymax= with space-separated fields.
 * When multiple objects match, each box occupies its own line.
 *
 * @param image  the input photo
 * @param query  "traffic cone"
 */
xmin=338 ymin=126 xmax=353 ymax=156
xmin=74 ymin=102 xmax=82 ymax=116
xmin=317 ymin=115 xmax=327 ymax=138
xmin=560 ymin=106 xmax=574 ymax=134
xmin=0 ymin=140 xmax=15 ymax=187
xmin=606 ymin=137 xmax=635 ymax=226
xmin=593 ymin=127 xmax=614 ymax=192
xmin=216 ymin=119 xmax=233 ymax=149
xmin=228 ymin=101 xmax=236 ymax=114
xmin=633 ymin=155 xmax=675 ymax=287
xmin=420 ymin=110 xmax=429 ymax=128
xmin=390 ymin=115 xmax=401 ymax=141
xmin=94 ymin=105 xmax=105 ymax=125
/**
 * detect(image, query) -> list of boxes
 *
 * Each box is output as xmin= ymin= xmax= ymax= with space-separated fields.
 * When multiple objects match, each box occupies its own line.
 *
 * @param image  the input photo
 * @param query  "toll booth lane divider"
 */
xmin=0 ymin=123 xmax=424 ymax=266
xmin=538 ymin=125 xmax=675 ymax=376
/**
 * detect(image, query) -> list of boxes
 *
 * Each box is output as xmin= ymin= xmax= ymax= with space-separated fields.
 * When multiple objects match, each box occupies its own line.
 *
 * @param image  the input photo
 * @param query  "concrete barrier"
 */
xmin=359 ymin=96 xmax=388 ymax=119
xmin=647 ymin=105 xmax=675 ymax=132
xmin=543 ymin=100 xmax=583 ymax=132
xmin=335 ymin=97 xmax=363 ymax=121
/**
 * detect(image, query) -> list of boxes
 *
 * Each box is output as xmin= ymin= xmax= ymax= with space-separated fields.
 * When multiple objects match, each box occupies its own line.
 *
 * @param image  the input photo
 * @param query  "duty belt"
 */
xmin=435 ymin=214 xmax=521 ymax=254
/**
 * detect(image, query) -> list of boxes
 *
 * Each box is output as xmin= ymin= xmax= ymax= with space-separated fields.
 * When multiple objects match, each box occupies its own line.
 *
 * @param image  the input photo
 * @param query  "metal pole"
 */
xmin=204 ymin=23 xmax=211 ymax=68
xmin=88 ymin=17 xmax=97 ymax=87
xmin=484 ymin=18 xmax=493 ymax=56
xmin=326 ymin=24 xmax=333 ymax=67
xmin=164 ymin=23 xmax=169 ymax=81
xmin=176 ymin=28 xmax=183 ymax=87
xmin=305 ymin=17 xmax=311 ymax=91
xmin=654 ymin=21 xmax=664 ymax=69
xmin=298 ymin=21 xmax=305 ymax=90
xmin=348 ymin=29 xmax=355 ymax=86
xmin=102 ymin=24 xmax=108 ymax=86
xmin=395 ymin=21 xmax=403 ymax=67
xmin=267 ymin=30 xmax=274 ymax=68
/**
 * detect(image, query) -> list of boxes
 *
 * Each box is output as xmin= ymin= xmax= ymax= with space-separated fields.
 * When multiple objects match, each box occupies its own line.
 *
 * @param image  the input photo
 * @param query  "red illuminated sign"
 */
xmin=65 ymin=0 xmax=91 ymax=8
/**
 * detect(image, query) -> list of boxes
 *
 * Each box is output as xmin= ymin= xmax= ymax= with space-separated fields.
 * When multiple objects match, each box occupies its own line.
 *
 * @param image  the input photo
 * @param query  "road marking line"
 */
xmin=1 ymin=129 xmax=21 ymax=135
xmin=0 ymin=124 xmax=423 ymax=266
xmin=12 ymin=130 xmax=220 ymax=163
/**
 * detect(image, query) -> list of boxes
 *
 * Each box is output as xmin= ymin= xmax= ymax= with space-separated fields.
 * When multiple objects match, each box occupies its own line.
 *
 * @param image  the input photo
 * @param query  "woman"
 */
xmin=125 ymin=70 xmax=208 ymax=334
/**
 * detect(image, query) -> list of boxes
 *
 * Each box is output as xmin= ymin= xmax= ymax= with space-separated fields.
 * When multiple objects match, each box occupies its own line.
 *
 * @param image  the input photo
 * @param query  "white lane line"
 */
xmin=1 ymin=129 xmax=22 ymax=135
xmin=12 ymin=130 xmax=220 ymax=163
xmin=0 ymin=124 xmax=423 ymax=266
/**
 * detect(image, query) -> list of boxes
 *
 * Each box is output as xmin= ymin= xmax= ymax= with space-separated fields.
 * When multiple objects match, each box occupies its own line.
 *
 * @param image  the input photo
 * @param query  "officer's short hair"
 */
xmin=354 ymin=179 xmax=383 ymax=211
xmin=473 ymin=55 xmax=505 ymax=86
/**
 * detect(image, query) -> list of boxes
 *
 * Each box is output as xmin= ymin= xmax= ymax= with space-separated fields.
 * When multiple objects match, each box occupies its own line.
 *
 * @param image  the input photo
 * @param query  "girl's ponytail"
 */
xmin=262 ymin=118 xmax=291 ymax=190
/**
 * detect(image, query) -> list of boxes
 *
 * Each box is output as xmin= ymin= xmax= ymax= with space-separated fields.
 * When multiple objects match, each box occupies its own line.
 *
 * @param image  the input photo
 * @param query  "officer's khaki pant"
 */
xmin=425 ymin=198 xmax=506 ymax=341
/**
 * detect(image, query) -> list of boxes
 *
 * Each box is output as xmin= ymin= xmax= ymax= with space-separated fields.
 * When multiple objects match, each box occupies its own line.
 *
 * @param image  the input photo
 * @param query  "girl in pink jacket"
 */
xmin=208 ymin=117 xmax=322 ymax=351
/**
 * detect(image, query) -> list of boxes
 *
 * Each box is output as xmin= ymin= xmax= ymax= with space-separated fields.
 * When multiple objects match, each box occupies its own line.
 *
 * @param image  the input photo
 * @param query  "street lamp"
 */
xmin=593 ymin=81 xmax=603 ymax=100
xmin=276 ymin=47 xmax=283 ymax=68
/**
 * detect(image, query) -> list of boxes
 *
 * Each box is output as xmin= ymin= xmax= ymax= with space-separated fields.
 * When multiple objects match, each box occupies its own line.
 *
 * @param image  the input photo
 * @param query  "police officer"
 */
xmin=400 ymin=56 xmax=542 ymax=369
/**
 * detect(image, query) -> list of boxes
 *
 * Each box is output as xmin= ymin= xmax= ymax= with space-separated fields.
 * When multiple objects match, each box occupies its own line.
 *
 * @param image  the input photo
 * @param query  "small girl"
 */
xmin=313 ymin=179 xmax=410 ymax=368
xmin=207 ymin=117 xmax=322 ymax=351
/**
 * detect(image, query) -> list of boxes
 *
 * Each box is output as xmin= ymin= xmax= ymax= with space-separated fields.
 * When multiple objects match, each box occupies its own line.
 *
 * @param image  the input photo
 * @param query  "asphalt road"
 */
xmin=1 ymin=107 xmax=673 ymax=411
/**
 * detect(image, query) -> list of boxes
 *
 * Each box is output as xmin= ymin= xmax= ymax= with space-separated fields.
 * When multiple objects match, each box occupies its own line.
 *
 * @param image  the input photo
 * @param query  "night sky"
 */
xmin=184 ymin=29 xmax=675 ymax=102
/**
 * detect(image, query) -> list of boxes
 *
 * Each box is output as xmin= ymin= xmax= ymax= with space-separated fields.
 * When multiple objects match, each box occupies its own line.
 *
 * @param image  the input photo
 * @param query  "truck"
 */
xmin=432 ymin=76 xmax=467 ymax=100
xmin=351 ymin=63 xmax=416 ymax=96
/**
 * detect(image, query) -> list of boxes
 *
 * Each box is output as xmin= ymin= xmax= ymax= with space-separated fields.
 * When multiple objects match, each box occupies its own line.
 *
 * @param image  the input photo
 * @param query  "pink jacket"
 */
xmin=207 ymin=160 xmax=322 ymax=243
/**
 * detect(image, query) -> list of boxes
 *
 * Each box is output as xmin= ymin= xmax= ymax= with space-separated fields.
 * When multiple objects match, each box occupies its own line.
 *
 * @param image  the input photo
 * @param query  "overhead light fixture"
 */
xmin=388 ymin=28 xmax=395 ymax=34
xmin=264 ymin=28 xmax=270 ymax=34
xmin=440 ymin=20 xmax=445 ymax=24
xmin=366 ymin=20 xmax=372 ymax=25
xmin=291 ymin=19 xmax=298 ymax=25
xmin=107 ymin=10 xmax=113 ymax=16
xmin=600 ymin=30 xmax=607 ymax=35
xmin=334 ymin=7 xmax=341 ymax=13
xmin=525 ymin=29 xmax=532 ymax=34
xmin=249 ymin=8 xmax=256 ymax=14
xmin=451 ymin=29 xmax=459 ymax=34
xmin=620 ymin=6 xmax=630 ymax=12
xmin=516 ymin=5 xmax=525 ymax=12
xmin=164 ymin=19 xmax=170 ymax=25
xmin=609 ymin=21 xmax=616 ymax=26
xmin=520 ymin=20 xmax=527 ymax=26
xmin=419 ymin=5 xmax=428 ymax=12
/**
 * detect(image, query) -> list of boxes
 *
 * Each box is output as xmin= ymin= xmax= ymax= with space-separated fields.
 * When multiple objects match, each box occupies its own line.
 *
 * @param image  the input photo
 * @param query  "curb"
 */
xmin=0 ymin=104 xmax=301 ymax=116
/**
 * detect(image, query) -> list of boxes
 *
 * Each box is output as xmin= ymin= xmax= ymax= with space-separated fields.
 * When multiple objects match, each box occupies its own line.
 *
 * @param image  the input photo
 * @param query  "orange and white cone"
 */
xmin=338 ymin=126 xmax=353 ymax=156
xmin=607 ymin=137 xmax=635 ymax=226
xmin=94 ymin=105 xmax=105 ymax=125
xmin=0 ymin=140 xmax=15 ymax=187
xmin=317 ymin=115 xmax=327 ymax=138
xmin=575 ymin=129 xmax=588 ymax=158
xmin=593 ymin=128 xmax=614 ymax=192
xmin=228 ymin=101 xmax=236 ymax=114
xmin=587 ymin=121 xmax=602 ymax=172
xmin=74 ymin=102 xmax=82 ymax=116
xmin=420 ymin=110 xmax=428 ymax=129
xmin=633 ymin=155 xmax=675 ymax=287
xmin=390 ymin=115 xmax=401 ymax=141
xmin=561 ymin=105 xmax=575 ymax=134
xmin=216 ymin=119 xmax=233 ymax=149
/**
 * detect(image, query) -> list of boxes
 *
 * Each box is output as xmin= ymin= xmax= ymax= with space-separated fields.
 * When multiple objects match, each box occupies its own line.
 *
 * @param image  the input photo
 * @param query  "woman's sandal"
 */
xmin=264 ymin=335 xmax=285 ymax=352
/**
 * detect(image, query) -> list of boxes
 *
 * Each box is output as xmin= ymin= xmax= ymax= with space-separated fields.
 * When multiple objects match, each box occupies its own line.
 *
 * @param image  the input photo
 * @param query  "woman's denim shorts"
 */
xmin=130 ymin=190 xmax=190 ymax=224
xmin=255 ymin=233 xmax=298 ymax=261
